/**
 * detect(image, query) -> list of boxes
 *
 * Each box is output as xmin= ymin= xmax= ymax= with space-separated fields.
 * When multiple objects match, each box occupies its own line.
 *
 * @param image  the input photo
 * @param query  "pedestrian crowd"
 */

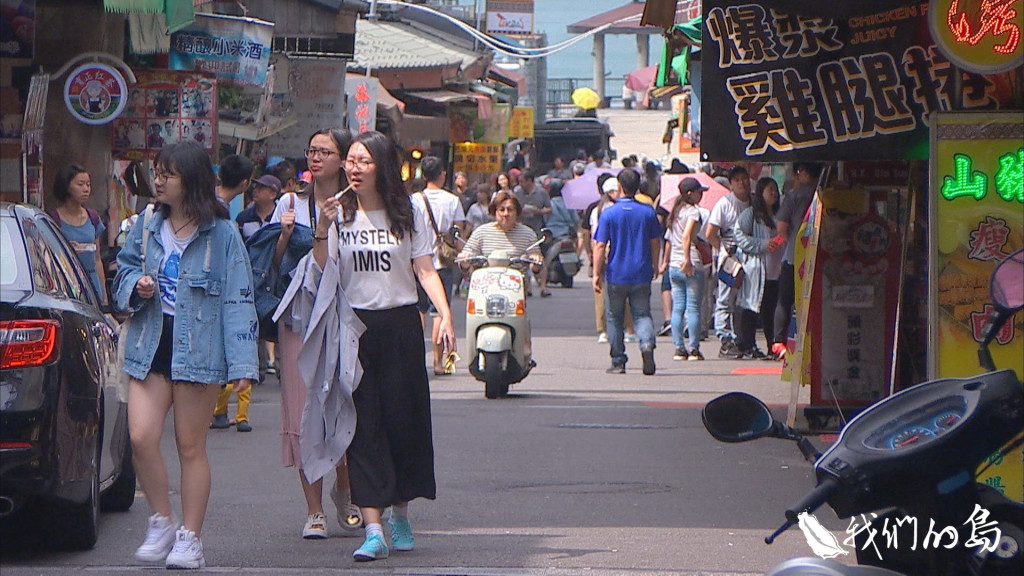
xmin=63 ymin=129 xmax=820 ymax=570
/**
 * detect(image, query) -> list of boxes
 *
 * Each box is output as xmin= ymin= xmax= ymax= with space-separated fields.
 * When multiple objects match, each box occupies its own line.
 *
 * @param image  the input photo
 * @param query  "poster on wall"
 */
xmin=170 ymin=13 xmax=273 ymax=87
xmin=0 ymin=0 xmax=34 ymax=59
xmin=264 ymin=58 xmax=346 ymax=158
xmin=930 ymin=111 xmax=1023 ymax=501
xmin=111 ymin=70 xmax=217 ymax=160
xmin=701 ymin=0 xmax=1019 ymax=162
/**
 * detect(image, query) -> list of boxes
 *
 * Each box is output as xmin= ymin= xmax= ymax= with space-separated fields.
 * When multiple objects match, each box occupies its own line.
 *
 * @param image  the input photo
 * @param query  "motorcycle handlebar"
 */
xmin=785 ymin=478 xmax=839 ymax=523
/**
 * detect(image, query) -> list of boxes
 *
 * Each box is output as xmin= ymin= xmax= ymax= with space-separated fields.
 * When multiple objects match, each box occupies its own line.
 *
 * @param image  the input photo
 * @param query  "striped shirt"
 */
xmin=458 ymin=222 xmax=540 ymax=272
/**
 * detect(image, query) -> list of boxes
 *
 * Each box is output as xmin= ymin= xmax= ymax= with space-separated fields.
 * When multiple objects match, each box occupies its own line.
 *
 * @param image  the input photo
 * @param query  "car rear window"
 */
xmin=0 ymin=216 xmax=31 ymax=292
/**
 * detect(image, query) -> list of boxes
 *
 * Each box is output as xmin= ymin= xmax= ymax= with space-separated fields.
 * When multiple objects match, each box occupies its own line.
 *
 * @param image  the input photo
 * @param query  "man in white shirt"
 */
xmin=705 ymin=166 xmax=751 ymax=358
xmin=420 ymin=156 xmax=467 ymax=375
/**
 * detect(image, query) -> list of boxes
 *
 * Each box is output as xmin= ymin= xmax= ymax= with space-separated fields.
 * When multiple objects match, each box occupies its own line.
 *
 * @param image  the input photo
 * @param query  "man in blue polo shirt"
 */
xmin=592 ymin=169 xmax=662 ymax=375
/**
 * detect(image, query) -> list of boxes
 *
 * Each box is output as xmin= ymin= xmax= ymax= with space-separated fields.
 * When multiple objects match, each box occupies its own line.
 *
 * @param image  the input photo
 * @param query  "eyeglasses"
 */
xmin=304 ymin=147 xmax=337 ymax=159
xmin=344 ymin=159 xmax=375 ymax=171
xmin=153 ymin=170 xmax=180 ymax=183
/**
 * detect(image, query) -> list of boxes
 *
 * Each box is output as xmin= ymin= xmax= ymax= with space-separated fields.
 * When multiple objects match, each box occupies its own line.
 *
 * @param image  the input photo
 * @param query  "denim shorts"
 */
xmin=149 ymin=314 xmax=175 ymax=378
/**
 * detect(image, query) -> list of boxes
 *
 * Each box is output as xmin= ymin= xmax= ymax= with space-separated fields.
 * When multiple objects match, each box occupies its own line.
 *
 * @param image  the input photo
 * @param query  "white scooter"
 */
xmin=455 ymin=229 xmax=550 ymax=399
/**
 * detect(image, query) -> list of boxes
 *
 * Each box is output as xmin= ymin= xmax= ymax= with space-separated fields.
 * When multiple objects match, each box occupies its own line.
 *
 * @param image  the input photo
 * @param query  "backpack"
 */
xmin=50 ymin=207 xmax=101 ymax=230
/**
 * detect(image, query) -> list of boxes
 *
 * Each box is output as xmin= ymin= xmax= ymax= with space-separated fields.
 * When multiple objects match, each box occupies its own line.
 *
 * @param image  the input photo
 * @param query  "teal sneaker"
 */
xmin=352 ymin=532 xmax=389 ymax=562
xmin=387 ymin=515 xmax=414 ymax=551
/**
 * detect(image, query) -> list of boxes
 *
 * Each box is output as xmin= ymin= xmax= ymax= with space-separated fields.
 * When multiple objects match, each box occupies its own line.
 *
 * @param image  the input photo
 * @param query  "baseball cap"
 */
xmin=601 ymin=176 xmax=619 ymax=194
xmin=253 ymin=174 xmax=282 ymax=194
xmin=678 ymin=177 xmax=709 ymax=194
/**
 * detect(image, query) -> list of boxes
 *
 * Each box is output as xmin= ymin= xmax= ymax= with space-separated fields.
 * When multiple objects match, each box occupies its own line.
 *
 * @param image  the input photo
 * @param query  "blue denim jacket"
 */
xmin=113 ymin=210 xmax=259 ymax=384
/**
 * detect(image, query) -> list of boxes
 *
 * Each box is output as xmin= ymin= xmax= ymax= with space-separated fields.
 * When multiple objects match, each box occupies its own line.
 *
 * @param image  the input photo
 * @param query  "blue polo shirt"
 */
xmin=594 ymin=196 xmax=661 ymax=285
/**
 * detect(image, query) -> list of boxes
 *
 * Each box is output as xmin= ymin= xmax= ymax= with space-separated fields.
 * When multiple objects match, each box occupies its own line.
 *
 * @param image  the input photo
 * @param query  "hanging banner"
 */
xmin=0 ymin=0 xmax=35 ymax=59
xmin=170 ymin=13 xmax=273 ymax=87
xmin=486 ymin=1 xmax=534 ymax=35
xmin=112 ymin=70 xmax=217 ymax=160
xmin=453 ymin=142 xmax=502 ymax=174
xmin=63 ymin=63 xmax=128 ymax=126
xmin=346 ymin=76 xmax=378 ymax=134
xmin=701 ymin=1 xmax=1017 ymax=162
xmin=507 ymin=106 xmax=534 ymax=139
xmin=930 ymin=111 xmax=1023 ymax=501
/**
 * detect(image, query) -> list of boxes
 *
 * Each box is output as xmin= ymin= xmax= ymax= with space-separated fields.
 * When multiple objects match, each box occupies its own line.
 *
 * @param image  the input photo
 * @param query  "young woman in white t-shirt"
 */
xmin=314 ymin=131 xmax=454 ymax=562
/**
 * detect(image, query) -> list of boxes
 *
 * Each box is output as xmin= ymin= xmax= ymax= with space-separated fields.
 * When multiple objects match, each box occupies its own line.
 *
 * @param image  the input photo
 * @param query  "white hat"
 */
xmin=601 ymin=177 xmax=619 ymax=193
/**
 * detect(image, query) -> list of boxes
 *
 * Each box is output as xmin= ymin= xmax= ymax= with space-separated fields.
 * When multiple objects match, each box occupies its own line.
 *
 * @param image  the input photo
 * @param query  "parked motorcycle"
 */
xmin=702 ymin=249 xmax=1024 ymax=576
xmin=455 ymin=229 xmax=549 ymax=399
xmin=544 ymin=234 xmax=581 ymax=288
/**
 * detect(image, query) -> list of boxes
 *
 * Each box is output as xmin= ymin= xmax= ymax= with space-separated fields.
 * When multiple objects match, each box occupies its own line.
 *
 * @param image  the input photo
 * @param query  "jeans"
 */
xmin=669 ymin=267 xmax=706 ymax=353
xmin=774 ymin=263 xmax=796 ymax=344
xmin=713 ymin=271 xmax=737 ymax=341
xmin=605 ymin=282 xmax=656 ymax=366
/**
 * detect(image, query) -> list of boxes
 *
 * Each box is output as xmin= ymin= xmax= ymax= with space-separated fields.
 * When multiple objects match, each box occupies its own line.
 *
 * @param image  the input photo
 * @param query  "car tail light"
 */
xmin=0 ymin=441 xmax=33 ymax=449
xmin=0 ymin=320 xmax=61 ymax=369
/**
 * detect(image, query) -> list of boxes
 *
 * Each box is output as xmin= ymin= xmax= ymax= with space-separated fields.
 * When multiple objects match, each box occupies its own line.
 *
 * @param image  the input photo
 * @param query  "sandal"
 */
xmin=540 ymin=289 xmax=552 ymax=297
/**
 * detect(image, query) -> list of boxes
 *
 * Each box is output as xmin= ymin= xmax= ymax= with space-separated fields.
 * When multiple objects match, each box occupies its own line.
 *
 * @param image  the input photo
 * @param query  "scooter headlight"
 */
xmin=486 ymin=295 xmax=509 ymax=317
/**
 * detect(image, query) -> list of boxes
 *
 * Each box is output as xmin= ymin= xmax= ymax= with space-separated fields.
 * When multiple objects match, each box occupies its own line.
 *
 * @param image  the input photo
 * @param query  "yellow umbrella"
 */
xmin=571 ymin=87 xmax=601 ymax=110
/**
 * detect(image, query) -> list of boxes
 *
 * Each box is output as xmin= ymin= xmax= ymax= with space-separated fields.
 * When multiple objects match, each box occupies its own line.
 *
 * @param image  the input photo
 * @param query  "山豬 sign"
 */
xmin=63 ymin=63 xmax=128 ymax=125
xmin=929 ymin=0 xmax=1023 ymax=74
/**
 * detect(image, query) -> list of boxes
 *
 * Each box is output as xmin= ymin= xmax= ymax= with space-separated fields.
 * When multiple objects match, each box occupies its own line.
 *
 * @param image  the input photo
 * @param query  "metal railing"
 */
xmin=547 ymin=77 xmax=627 ymax=118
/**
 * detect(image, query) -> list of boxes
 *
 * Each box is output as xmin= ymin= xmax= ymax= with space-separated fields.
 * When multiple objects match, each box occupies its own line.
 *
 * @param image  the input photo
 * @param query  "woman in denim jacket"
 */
xmin=114 ymin=142 xmax=259 ymax=570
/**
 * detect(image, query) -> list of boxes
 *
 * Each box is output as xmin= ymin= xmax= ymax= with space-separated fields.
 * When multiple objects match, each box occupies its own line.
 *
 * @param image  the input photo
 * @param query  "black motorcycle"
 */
xmin=702 ymin=250 xmax=1024 ymax=576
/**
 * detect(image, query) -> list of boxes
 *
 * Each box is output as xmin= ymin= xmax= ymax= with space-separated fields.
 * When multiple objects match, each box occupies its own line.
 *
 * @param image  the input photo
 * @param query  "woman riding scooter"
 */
xmin=538 ymin=180 xmax=580 ymax=294
xmin=458 ymin=191 xmax=544 ymax=276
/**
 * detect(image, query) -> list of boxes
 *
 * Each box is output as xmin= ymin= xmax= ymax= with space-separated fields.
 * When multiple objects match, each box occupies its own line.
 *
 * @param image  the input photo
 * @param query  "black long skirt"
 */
xmin=347 ymin=304 xmax=436 ymax=508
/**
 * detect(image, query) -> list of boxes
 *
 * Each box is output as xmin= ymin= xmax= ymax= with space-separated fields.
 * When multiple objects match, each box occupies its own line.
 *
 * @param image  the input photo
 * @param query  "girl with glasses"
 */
xmin=311 ymin=130 xmax=454 ymax=562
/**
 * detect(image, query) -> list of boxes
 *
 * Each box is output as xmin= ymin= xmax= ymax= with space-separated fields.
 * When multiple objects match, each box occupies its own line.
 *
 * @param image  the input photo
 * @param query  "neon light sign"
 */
xmin=940 ymin=148 xmax=1024 ymax=203
xmin=930 ymin=0 xmax=1024 ymax=73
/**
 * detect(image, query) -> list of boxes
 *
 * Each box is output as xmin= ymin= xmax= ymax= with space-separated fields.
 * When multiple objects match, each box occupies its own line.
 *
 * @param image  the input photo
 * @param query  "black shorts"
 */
xmin=149 ymin=314 xmax=175 ymax=378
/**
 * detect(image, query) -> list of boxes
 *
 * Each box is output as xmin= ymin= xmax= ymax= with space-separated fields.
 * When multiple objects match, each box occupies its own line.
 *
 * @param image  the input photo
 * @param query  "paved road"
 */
xmin=2 ymin=279 xmax=850 ymax=575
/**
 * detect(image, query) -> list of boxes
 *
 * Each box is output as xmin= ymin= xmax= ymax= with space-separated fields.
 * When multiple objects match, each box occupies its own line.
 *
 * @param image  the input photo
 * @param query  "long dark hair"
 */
xmin=154 ymin=142 xmax=227 ymax=224
xmin=308 ymin=127 xmax=352 ymax=198
xmin=668 ymin=181 xmax=701 ymax=229
xmin=751 ymin=177 xmax=779 ymax=229
xmin=343 ymin=131 xmax=413 ymax=239
xmin=53 ymin=163 xmax=88 ymax=204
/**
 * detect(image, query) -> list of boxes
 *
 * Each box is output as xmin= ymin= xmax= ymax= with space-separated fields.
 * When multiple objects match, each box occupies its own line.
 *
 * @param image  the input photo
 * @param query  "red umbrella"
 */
xmin=626 ymin=65 xmax=658 ymax=92
xmin=658 ymin=172 xmax=731 ymax=211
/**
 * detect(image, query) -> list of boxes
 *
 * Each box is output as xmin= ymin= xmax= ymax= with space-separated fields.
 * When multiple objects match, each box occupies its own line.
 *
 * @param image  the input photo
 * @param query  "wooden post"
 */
xmin=593 ymin=32 xmax=606 ymax=106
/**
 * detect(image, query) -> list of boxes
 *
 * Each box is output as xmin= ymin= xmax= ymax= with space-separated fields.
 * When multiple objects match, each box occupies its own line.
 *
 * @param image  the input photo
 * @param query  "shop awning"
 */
xmin=400 ymin=114 xmax=449 ymax=145
xmin=488 ymin=65 xmax=527 ymax=97
xmin=400 ymin=90 xmax=479 ymax=105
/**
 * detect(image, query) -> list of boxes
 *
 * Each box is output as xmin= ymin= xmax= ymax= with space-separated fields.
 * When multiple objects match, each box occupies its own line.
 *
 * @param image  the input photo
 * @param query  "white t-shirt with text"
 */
xmin=158 ymin=222 xmax=197 ymax=316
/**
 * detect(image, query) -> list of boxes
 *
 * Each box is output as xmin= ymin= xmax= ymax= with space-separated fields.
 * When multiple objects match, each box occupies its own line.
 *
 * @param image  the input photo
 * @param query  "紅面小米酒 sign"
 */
xmin=930 ymin=111 xmax=1023 ymax=500
xmin=929 ymin=0 xmax=1023 ymax=74
xmin=170 ymin=13 xmax=273 ymax=87
xmin=346 ymin=77 xmax=378 ymax=134
xmin=486 ymin=1 xmax=533 ymax=35
xmin=701 ymin=1 xmax=1017 ymax=162
xmin=454 ymin=142 xmax=502 ymax=174
xmin=64 ymin=63 xmax=127 ymax=125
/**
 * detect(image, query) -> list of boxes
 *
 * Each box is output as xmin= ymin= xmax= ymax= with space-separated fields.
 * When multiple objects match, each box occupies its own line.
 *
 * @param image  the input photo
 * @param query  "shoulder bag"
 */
xmin=420 ymin=192 xmax=460 ymax=268
xmin=114 ymin=204 xmax=153 ymax=401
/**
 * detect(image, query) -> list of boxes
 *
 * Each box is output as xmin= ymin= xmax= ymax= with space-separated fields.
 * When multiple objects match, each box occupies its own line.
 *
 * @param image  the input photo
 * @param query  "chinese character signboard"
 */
xmin=265 ymin=58 xmax=346 ymax=158
xmin=453 ymin=142 xmax=502 ymax=174
xmin=486 ymin=1 xmax=534 ymax=35
xmin=929 ymin=0 xmax=1023 ymax=74
xmin=112 ymin=70 xmax=217 ymax=160
xmin=170 ymin=13 xmax=273 ymax=87
xmin=63 ymin=63 xmax=128 ymax=126
xmin=701 ymin=1 xmax=1018 ymax=162
xmin=930 ymin=112 xmax=1023 ymax=500
xmin=346 ymin=76 xmax=378 ymax=134
xmin=507 ymin=106 xmax=534 ymax=139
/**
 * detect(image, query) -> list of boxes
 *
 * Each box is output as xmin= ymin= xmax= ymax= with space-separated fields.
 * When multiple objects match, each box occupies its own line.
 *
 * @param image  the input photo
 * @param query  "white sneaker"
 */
xmin=329 ymin=485 xmax=364 ymax=536
xmin=134 ymin=513 xmax=176 ymax=562
xmin=165 ymin=527 xmax=205 ymax=570
xmin=597 ymin=332 xmax=608 ymax=343
xmin=302 ymin=512 xmax=328 ymax=539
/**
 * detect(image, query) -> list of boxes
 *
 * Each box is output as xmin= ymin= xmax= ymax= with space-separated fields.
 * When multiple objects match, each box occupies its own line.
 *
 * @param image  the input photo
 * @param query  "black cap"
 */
xmin=678 ymin=177 xmax=709 ymax=194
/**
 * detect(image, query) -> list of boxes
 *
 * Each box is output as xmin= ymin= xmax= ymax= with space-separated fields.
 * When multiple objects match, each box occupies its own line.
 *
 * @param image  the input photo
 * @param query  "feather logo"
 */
xmin=797 ymin=512 xmax=849 ymax=559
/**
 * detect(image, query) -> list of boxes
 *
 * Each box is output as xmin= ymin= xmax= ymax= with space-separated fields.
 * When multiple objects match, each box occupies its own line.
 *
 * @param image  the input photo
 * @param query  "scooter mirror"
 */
xmin=702 ymin=392 xmax=776 ymax=443
xmin=449 ymin=225 xmax=462 ymax=240
xmin=991 ymin=249 xmax=1024 ymax=312
xmin=540 ymin=227 xmax=554 ymax=243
